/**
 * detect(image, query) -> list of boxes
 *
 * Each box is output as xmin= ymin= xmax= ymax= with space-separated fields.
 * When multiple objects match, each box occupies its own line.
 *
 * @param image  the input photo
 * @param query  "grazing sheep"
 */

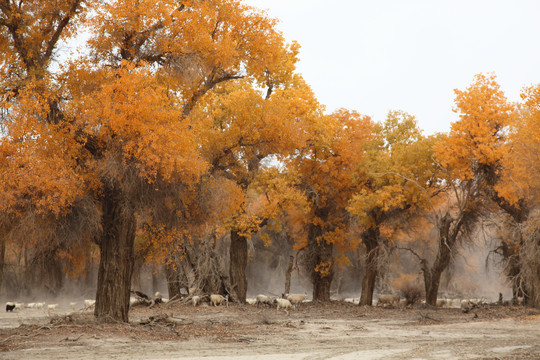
xmin=286 ymin=293 xmax=306 ymax=304
xmin=47 ymin=304 xmax=58 ymax=311
xmin=285 ymin=293 xmax=307 ymax=307
xmin=246 ymin=298 xmax=257 ymax=305
xmin=6 ymin=303 xmax=15 ymax=312
xmin=26 ymin=303 xmax=36 ymax=309
xmin=436 ymin=299 xmax=447 ymax=308
xmin=210 ymin=294 xmax=228 ymax=307
xmin=84 ymin=299 xmax=96 ymax=309
xmin=256 ymin=294 xmax=272 ymax=307
xmin=377 ymin=294 xmax=400 ymax=307
xmin=35 ymin=302 xmax=44 ymax=310
xmin=192 ymin=296 xmax=201 ymax=307
xmin=276 ymin=298 xmax=292 ymax=313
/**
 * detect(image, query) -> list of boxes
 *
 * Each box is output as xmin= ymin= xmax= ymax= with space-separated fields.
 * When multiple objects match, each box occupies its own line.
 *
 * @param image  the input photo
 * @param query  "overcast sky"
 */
xmin=246 ymin=0 xmax=540 ymax=134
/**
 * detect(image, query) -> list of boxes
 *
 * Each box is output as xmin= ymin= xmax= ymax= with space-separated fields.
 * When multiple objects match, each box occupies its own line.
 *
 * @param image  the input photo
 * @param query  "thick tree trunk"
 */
xmin=0 ymin=240 xmax=5 ymax=295
xmin=424 ymin=214 xmax=457 ymax=306
xmin=165 ymin=261 xmax=182 ymax=299
xmin=310 ymin=229 xmax=334 ymax=301
xmin=284 ymin=255 xmax=294 ymax=295
xmin=359 ymin=227 xmax=379 ymax=306
xmin=94 ymin=186 xmax=136 ymax=322
xmin=313 ymin=264 xmax=333 ymax=301
xmin=229 ymin=230 xmax=247 ymax=303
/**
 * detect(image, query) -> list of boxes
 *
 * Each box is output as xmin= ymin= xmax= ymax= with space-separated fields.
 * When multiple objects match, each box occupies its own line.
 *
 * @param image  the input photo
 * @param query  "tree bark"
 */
xmin=359 ymin=227 xmax=379 ymax=306
xmin=308 ymin=221 xmax=334 ymax=302
xmin=229 ymin=230 xmax=247 ymax=303
xmin=284 ymin=255 xmax=294 ymax=295
xmin=311 ymin=242 xmax=334 ymax=302
xmin=0 ymin=239 xmax=5 ymax=295
xmin=165 ymin=261 xmax=182 ymax=299
xmin=424 ymin=213 xmax=459 ymax=306
xmin=94 ymin=185 xmax=136 ymax=322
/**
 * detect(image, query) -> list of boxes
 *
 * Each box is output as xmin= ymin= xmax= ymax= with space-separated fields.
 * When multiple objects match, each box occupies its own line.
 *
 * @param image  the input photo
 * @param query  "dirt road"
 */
xmin=0 ymin=301 xmax=538 ymax=359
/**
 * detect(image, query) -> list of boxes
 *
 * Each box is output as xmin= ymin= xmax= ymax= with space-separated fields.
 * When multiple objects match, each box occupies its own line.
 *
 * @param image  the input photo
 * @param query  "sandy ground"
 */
xmin=0 ymin=301 xmax=538 ymax=360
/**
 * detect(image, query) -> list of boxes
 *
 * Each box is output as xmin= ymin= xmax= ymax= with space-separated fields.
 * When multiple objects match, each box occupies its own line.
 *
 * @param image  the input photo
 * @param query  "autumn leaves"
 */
xmin=1 ymin=0 xmax=539 ymax=321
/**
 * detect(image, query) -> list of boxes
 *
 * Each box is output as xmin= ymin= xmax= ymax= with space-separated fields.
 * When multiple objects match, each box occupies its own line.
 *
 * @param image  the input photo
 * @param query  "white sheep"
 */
xmin=69 ymin=302 xmax=77 ymax=309
xmin=192 ymin=295 xmax=201 ymax=306
xmin=256 ymin=294 xmax=272 ymax=306
xmin=276 ymin=298 xmax=292 ymax=313
xmin=26 ymin=303 xmax=36 ymax=309
xmin=47 ymin=304 xmax=58 ymax=311
xmin=377 ymin=294 xmax=400 ymax=307
xmin=35 ymin=302 xmax=44 ymax=310
xmin=210 ymin=294 xmax=228 ymax=307
xmin=84 ymin=299 xmax=96 ymax=309
xmin=436 ymin=299 xmax=447 ymax=308
xmin=246 ymin=298 xmax=257 ymax=305
xmin=285 ymin=293 xmax=306 ymax=307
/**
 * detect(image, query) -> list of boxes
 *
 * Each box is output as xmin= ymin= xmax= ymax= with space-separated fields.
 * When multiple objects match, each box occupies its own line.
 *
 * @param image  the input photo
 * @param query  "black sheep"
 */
xmin=6 ymin=304 xmax=16 ymax=312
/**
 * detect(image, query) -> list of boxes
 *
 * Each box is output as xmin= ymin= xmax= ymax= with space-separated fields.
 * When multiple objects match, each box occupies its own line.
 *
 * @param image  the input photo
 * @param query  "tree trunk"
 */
xmin=229 ymin=230 xmax=247 ymax=303
xmin=165 ymin=261 xmax=182 ymax=299
xmin=424 ymin=214 xmax=457 ymax=306
xmin=94 ymin=186 xmax=136 ymax=322
xmin=359 ymin=227 xmax=379 ymax=306
xmin=284 ymin=255 xmax=294 ymax=295
xmin=311 ymin=239 xmax=333 ymax=302
xmin=306 ymin=209 xmax=334 ymax=302
xmin=0 ymin=239 xmax=5 ymax=295
xmin=310 ymin=233 xmax=334 ymax=301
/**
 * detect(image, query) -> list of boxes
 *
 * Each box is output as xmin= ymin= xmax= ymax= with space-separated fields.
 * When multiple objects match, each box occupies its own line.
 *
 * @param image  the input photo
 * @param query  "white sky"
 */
xmin=246 ymin=0 xmax=540 ymax=134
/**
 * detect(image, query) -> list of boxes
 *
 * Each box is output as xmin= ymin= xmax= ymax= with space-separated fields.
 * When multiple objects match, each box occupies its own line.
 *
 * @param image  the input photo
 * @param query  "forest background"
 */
xmin=0 ymin=0 xmax=538 ymax=322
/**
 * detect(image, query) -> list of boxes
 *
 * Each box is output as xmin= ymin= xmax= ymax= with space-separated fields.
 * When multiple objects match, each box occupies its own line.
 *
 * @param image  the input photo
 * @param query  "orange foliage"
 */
xmin=496 ymin=84 xmax=540 ymax=205
xmin=289 ymin=108 xmax=374 ymax=269
xmin=435 ymin=73 xmax=514 ymax=180
xmin=348 ymin=110 xmax=440 ymax=230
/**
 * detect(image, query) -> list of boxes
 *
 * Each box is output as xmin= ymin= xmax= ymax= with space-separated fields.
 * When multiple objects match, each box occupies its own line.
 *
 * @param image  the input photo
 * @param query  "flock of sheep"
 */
xmin=4 ymin=299 xmax=96 ymax=312
xmin=190 ymin=293 xmax=308 ymax=314
xmin=5 ymin=292 xmax=522 ymax=314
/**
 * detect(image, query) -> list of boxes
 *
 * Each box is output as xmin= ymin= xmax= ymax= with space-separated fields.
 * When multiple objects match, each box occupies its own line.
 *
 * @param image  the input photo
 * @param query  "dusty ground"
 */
xmin=0 ymin=301 xmax=538 ymax=360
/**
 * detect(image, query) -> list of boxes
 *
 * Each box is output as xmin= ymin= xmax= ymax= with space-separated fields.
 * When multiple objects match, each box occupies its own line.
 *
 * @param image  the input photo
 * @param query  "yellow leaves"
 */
xmin=89 ymin=0 xmax=284 ymax=86
xmin=495 ymin=83 xmax=540 ymax=204
xmin=0 ymin=83 xmax=89 ymax=216
xmin=70 ymin=61 xmax=206 ymax=183
xmin=314 ymin=260 xmax=332 ymax=278
xmin=436 ymin=73 xmax=514 ymax=180
xmin=348 ymin=111 xmax=438 ymax=231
